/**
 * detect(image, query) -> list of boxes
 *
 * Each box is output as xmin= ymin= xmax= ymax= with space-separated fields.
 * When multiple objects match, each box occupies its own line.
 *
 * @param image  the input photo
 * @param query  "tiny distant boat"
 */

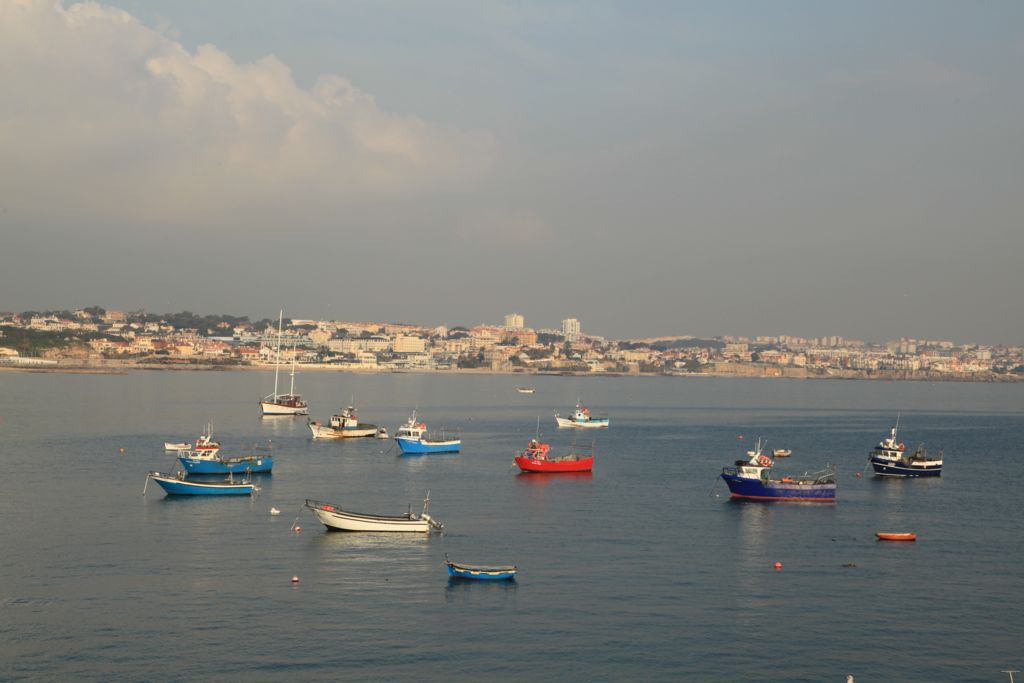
xmin=445 ymin=553 xmax=517 ymax=581
xmin=305 ymin=494 xmax=443 ymax=532
xmin=375 ymin=427 xmax=389 ymax=439
xmin=554 ymin=402 xmax=609 ymax=429
xmin=178 ymin=442 xmax=273 ymax=474
xmin=145 ymin=471 xmax=258 ymax=496
xmin=869 ymin=418 xmax=942 ymax=477
xmin=516 ymin=387 xmax=535 ymax=394
xmin=259 ymin=311 xmax=309 ymax=416
xmin=514 ymin=438 xmax=594 ymax=473
xmin=164 ymin=442 xmax=191 ymax=451
xmin=308 ymin=405 xmax=380 ymax=439
xmin=394 ymin=411 xmax=460 ymax=454
xmin=720 ymin=438 xmax=836 ymax=502
xmin=772 ymin=449 xmax=792 ymax=457
xmin=876 ymin=532 xmax=917 ymax=542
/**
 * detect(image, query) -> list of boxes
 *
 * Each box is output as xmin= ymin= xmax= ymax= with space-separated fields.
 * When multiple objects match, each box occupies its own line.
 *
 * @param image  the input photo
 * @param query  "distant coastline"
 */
xmin=3 ymin=359 xmax=1020 ymax=383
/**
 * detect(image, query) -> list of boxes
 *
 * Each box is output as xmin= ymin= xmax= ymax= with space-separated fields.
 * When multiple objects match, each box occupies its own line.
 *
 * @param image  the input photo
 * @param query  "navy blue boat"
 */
xmin=869 ymin=420 xmax=943 ymax=477
xmin=720 ymin=439 xmax=836 ymax=502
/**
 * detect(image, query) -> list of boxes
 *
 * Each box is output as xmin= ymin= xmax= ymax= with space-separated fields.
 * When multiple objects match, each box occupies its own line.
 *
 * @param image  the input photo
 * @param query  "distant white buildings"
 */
xmin=562 ymin=317 xmax=581 ymax=342
xmin=504 ymin=312 xmax=524 ymax=330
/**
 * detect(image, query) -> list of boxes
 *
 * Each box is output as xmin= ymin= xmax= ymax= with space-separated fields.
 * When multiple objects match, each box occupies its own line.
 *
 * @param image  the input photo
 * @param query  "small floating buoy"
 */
xmin=293 ymin=525 xmax=301 ymax=534
xmin=737 ymin=435 xmax=744 ymax=440
xmin=119 ymin=447 xmax=125 ymax=454
xmin=270 ymin=507 xmax=281 ymax=515
xmin=855 ymin=472 xmax=862 ymax=478
xmin=291 ymin=575 xmax=299 ymax=584
xmin=774 ymin=561 xmax=782 ymax=570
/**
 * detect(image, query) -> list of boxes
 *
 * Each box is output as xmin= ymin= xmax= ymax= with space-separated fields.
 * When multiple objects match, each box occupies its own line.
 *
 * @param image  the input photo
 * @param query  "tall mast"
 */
xmin=289 ymin=341 xmax=297 ymax=396
xmin=273 ymin=310 xmax=283 ymax=400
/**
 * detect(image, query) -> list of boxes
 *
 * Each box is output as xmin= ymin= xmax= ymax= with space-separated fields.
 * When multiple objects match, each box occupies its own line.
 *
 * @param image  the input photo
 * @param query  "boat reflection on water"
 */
xmin=445 ymin=575 xmax=518 ymax=602
xmin=514 ymin=471 xmax=593 ymax=487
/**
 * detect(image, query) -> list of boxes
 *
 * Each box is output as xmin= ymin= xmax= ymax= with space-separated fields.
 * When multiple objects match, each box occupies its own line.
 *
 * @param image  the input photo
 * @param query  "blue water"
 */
xmin=1 ymin=371 xmax=1022 ymax=681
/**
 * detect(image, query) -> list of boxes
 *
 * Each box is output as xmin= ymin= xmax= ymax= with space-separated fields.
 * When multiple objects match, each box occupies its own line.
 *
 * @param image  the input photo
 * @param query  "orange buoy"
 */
xmin=293 ymin=525 xmax=301 ymax=534
xmin=291 ymin=575 xmax=300 ymax=584
xmin=774 ymin=561 xmax=783 ymax=570
xmin=119 ymin=447 xmax=125 ymax=453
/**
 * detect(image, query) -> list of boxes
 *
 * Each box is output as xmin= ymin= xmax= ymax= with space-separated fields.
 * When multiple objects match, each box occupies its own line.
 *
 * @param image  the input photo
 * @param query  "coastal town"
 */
xmin=1 ymin=307 xmax=1021 ymax=381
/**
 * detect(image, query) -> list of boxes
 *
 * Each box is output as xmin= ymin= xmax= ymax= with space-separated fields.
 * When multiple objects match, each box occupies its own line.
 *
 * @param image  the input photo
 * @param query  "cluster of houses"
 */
xmin=1 ymin=309 xmax=1021 ymax=379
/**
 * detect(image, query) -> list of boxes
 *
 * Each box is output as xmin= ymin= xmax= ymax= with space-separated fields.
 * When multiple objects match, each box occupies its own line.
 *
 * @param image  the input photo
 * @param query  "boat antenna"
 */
xmin=535 ymin=416 xmax=541 ymax=440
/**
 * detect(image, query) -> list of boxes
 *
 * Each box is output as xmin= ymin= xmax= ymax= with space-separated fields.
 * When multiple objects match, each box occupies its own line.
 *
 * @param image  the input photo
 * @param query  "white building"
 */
xmin=562 ymin=317 xmax=581 ymax=342
xmin=504 ymin=313 xmax=524 ymax=330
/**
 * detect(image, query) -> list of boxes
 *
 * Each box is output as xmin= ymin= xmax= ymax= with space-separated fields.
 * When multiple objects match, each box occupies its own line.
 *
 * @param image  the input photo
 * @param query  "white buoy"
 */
xmin=270 ymin=507 xmax=281 ymax=515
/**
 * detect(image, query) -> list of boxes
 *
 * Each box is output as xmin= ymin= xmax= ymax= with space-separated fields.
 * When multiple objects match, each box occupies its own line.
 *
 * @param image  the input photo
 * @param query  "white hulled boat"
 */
xmin=308 ymin=405 xmax=380 ymax=439
xmin=259 ymin=311 xmax=308 ymax=416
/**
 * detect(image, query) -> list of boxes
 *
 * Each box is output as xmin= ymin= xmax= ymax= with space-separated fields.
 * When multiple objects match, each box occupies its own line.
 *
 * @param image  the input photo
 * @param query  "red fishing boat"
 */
xmin=514 ymin=439 xmax=594 ymax=473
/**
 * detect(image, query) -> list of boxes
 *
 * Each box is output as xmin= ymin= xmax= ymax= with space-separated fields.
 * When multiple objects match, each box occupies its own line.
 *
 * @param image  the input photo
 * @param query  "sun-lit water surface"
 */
xmin=1 ymin=371 xmax=1022 ymax=681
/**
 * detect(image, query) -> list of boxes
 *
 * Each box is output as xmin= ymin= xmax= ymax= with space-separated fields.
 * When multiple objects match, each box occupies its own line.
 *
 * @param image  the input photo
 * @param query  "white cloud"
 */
xmin=0 ymin=0 xmax=488 ymax=231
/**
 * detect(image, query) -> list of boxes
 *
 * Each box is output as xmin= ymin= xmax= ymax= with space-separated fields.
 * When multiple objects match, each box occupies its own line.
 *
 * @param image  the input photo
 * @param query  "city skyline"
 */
xmin=2 ymin=1 xmax=1022 ymax=345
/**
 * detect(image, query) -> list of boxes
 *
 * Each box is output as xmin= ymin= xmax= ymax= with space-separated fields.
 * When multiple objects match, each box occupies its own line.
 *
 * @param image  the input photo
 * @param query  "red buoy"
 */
xmin=774 ymin=561 xmax=783 ymax=570
xmin=291 ymin=575 xmax=300 ymax=584
xmin=293 ymin=525 xmax=301 ymax=534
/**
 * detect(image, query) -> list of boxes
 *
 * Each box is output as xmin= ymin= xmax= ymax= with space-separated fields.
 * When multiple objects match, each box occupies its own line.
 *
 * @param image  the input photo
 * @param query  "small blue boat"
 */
xmin=145 ymin=471 xmax=258 ymax=496
xmin=178 ymin=447 xmax=273 ymax=474
xmin=445 ymin=554 xmax=517 ymax=581
xmin=395 ymin=412 xmax=460 ymax=454
xmin=720 ymin=438 xmax=836 ymax=502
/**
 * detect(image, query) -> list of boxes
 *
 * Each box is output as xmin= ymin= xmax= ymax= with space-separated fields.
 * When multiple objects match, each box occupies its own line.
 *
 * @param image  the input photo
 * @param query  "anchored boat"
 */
xmin=178 ymin=442 xmax=273 ymax=474
xmin=514 ymin=438 xmax=594 ymax=473
xmin=445 ymin=553 xmax=517 ymax=581
xmin=554 ymin=402 xmax=609 ymax=429
xmin=305 ymin=494 xmax=443 ymax=532
xmin=259 ymin=311 xmax=308 ymax=416
xmin=394 ymin=411 xmax=460 ymax=454
xmin=876 ymin=532 xmax=917 ymax=542
xmin=720 ymin=438 xmax=836 ymax=502
xmin=144 ymin=471 xmax=258 ymax=496
xmin=869 ymin=419 xmax=942 ymax=477
xmin=308 ymin=405 xmax=380 ymax=439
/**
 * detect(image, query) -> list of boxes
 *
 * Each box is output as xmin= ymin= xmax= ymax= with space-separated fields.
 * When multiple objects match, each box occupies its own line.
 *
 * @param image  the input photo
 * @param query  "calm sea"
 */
xmin=1 ymin=371 xmax=1021 ymax=682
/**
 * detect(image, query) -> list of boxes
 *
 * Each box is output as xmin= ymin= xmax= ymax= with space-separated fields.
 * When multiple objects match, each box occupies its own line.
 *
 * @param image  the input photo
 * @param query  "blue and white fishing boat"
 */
xmin=178 ymin=443 xmax=273 ymax=474
xmin=554 ymin=402 xmax=609 ymax=429
xmin=720 ymin=438 xmax=836 ymax=502
xmin=144 ymin=471 xmax=258 ymax=496
xmin=394 ymin=411 xmax=460 ymax=454
xmin=445 ymin=553 xmax=517 ymax=581
xmin=869 ymin=419 xmax=943 ymax=477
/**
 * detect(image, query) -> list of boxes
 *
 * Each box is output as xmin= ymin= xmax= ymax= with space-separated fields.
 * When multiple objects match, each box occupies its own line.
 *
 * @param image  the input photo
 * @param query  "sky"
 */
xmin=1 ymin=1 xmax=1022 ymax=344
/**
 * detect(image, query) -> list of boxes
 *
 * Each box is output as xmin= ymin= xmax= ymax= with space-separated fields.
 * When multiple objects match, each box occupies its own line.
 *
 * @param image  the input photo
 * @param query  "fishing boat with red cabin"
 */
xmin=514 ymin=438 xmax=594 ymax=473
xmin=720 ymin=438 xmax=836 ymax=502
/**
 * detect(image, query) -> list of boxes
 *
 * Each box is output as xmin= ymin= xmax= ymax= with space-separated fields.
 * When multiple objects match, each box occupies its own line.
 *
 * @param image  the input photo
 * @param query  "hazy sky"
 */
xmin=2 ymin=1 xmax=1022 ymax=343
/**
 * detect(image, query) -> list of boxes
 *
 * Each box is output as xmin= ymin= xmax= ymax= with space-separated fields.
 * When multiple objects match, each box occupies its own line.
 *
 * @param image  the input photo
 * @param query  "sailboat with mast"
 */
xmin=259 ymin=311 xmax=309 ymax=416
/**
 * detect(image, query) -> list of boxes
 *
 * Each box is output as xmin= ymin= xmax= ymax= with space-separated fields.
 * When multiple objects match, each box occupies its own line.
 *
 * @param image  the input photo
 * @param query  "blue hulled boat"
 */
xmin=720 ymin=439 xmax=836 ymax=502
xmin=178 ymin=446 xmax=273 ymax=474
xmin=869 ymin=420 xmax=942 ymax=477
xmin=145 ymin=471 xmax=258 ymax=496
xmin=394 ymin=412 xmax=460 ymax=454
xmin=445 ymin=554 xmax=517 ymax=581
